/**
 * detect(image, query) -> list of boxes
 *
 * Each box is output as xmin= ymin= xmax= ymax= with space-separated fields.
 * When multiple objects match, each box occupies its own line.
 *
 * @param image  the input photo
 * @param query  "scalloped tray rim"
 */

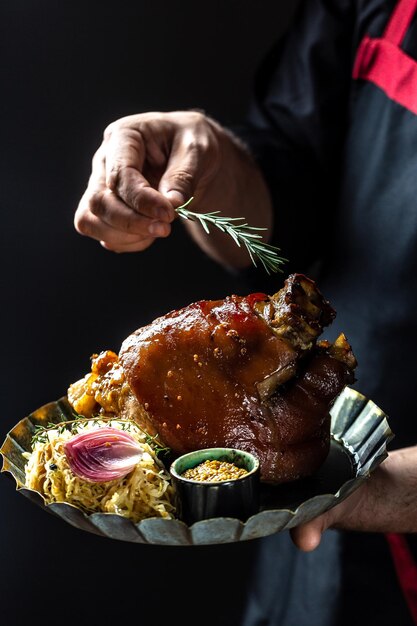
xmin=0 ymin=386 xmax=394 ymax=545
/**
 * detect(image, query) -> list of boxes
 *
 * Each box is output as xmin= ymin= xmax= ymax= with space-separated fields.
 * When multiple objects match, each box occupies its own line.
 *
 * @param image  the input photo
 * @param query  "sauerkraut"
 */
xmin=24 ymin=419 xmax=176 ymax=522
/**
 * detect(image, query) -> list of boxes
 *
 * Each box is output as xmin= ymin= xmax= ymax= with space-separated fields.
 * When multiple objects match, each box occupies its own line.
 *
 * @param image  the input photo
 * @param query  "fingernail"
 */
xmin=149 ymin=221 xmax=169 ymax=237
xmin=164 ymin=190 xmax=186 ymax=208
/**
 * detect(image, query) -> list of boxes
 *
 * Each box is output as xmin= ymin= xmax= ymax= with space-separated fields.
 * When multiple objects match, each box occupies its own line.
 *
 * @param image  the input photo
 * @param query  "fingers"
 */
xmin=105 ymin=124 xmax=176 ymax=222
xmin=75 ymin=111 xmax=221 ymax=254
xmin=105 ymin=113 xmax=218 ymax=215
xmin=158 ymin=117 xmax=219 ymax=208
xmin=100 ymin=236 xmax=156 ymax=253
xmin=74 ymin=186 xmax=171 ymax=253
xmin=289 ymin=484 xmax=369 ymax=552
xmin=290 ymin=515 xmax=328 ymax=552
xmin=75 ymin=135 xmax=173 ymax=252
xmin=92 ymin=189 xmax=171 ymax=237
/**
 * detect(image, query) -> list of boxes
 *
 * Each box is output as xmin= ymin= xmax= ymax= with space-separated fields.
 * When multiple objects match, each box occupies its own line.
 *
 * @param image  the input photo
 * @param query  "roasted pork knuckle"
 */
xmin=68 ymin=274 xmax=356 ymax=483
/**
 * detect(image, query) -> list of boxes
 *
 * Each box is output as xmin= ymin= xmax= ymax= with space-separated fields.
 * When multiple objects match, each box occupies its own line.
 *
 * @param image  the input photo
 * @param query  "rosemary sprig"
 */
xmin=175 ymin=197 xmax=287 ymax=275
xmin=144 ymin=432 xmax=171 ymax=458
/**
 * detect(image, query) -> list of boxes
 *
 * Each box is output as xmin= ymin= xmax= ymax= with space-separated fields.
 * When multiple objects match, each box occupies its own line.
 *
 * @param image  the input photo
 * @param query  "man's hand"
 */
xmin=74 ymin=110 xmax=273 ymax=267
xmin=290 ymin=446 xmax=417 ymax=551
xmin=290 ymin=484 xmax=367 ymax=551
xmin=75 ymin=111 xmax=220 ymax=252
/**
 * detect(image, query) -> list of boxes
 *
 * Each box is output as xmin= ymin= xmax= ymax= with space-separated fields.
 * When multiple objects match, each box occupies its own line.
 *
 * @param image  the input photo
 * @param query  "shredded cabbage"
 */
xmin=24 ymin=419 xmax=176 ymax=522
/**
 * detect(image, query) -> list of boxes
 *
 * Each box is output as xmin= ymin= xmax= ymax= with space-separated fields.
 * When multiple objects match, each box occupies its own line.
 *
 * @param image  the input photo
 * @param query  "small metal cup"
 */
xmin=170 ymin=447 xmax=260 ymax=525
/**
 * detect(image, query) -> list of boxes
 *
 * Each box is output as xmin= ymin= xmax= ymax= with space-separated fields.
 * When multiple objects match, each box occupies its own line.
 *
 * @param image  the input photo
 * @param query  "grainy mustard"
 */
xmin=182 ymin=459 xmax=248 ymax=482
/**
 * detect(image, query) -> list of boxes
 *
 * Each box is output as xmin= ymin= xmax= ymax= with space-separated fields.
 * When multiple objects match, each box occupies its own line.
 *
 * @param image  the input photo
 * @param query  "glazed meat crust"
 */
xmin=119 ymin=274 xmax=356 ymax=483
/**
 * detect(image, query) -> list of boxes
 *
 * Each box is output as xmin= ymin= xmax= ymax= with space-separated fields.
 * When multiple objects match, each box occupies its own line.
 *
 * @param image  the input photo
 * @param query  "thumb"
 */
xmin=290 ymin=513 xmax=329 ymax=552
xmin=158 ymin=137 xmax=202 ymax=210
xmin=162 ymin=188 xmax=189 ymax=210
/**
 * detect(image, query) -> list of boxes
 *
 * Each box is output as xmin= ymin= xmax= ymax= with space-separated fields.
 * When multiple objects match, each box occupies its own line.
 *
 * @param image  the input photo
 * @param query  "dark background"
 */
xmin=0 ymin=2 xmax=298 ymax=624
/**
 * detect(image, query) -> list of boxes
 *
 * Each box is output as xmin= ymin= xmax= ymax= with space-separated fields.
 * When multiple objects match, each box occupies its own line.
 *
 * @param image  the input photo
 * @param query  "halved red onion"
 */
xmin=64 ymin=427 xmax=144 ymax=482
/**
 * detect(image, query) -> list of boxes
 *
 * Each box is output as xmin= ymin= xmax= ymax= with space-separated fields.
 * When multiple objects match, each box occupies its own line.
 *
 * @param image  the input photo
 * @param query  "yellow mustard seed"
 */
xmin=182 ymin=459 xmax=248 ymax=482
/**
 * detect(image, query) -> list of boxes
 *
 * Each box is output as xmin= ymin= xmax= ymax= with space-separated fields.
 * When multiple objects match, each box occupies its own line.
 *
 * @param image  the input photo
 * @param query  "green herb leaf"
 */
xmin=175 ymin=197 xmax=287 ymax=274
xmin=30 ymin=417 xmax=171 ymax=458
xmin=144 ymin=432 xmax=171 ymax=458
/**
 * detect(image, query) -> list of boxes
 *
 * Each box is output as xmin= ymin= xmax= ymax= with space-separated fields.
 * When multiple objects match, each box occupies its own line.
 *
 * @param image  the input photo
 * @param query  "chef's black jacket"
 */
xmin=237 ymin=1 xmax=417 ymax=624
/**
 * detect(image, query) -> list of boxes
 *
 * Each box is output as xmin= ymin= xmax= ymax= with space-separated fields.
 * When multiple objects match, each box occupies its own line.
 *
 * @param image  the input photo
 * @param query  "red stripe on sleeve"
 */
xmin=352 ymin=35 xmax=417 ymax=115
xmin=385 ymin=533 xmax=417 ymax=624
xmin=383 ymin=0 xmax=417 ymax=45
